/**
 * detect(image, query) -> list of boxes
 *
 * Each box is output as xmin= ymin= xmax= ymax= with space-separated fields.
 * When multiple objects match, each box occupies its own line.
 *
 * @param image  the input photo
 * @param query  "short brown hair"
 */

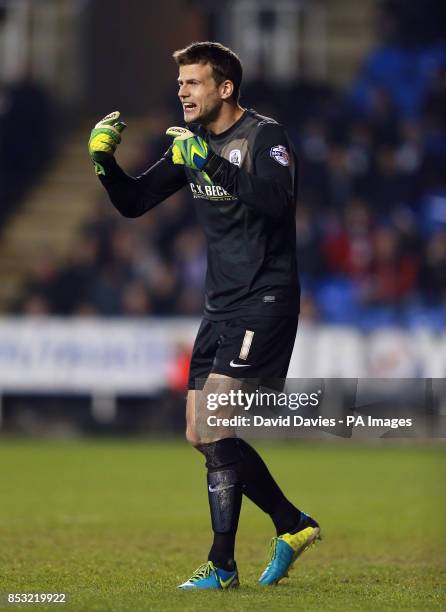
xmin=173 ymin=41 xmax=242 ymax=102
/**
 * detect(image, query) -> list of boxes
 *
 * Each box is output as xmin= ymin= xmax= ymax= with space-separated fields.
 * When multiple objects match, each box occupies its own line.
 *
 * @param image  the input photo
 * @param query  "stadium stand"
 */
xmin=11 ymin=57 xmax=446 ymax=329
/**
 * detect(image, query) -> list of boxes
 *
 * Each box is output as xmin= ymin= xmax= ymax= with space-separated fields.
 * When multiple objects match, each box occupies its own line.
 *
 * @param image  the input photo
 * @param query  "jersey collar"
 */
xmin=208 ymin=109 xmax=249 ymax=142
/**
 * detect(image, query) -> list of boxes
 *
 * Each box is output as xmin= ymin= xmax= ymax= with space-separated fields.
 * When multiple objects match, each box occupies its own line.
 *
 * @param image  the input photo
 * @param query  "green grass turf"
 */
xmin=0 ymin=439 xmax=444 ymax=611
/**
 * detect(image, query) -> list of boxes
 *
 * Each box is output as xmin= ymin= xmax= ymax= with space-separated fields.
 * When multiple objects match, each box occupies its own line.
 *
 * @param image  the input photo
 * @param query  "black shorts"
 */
xmin=188 ymin=315 xmax=298 ymax=390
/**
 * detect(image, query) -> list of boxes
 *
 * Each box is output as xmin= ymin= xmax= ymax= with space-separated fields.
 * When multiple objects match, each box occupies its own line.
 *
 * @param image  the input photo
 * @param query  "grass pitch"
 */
xmin=0 ymin=439 xmax=444 ymax=611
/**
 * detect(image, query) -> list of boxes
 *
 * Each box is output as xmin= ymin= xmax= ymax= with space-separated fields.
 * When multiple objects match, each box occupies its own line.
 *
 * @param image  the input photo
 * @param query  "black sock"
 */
xmin=198 ymin=438 xmax=243 ymax=571
xmin=208 ymin=532 xmax=236 ymax=572
xmin=236 ymin=438 xmax=301 ymax=535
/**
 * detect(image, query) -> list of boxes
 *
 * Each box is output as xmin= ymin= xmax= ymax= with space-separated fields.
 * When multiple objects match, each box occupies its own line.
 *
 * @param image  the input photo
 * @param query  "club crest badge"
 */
xmin=229 ymin=149 xmax=242 ymax=166
xmin=270 ymin=145 xmax=290 ymax=166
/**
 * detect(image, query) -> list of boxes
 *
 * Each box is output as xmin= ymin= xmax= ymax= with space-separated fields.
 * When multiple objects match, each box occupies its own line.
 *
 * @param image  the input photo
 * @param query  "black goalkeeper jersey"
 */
xmin=98 ymin=109 xmax=299 ymax=320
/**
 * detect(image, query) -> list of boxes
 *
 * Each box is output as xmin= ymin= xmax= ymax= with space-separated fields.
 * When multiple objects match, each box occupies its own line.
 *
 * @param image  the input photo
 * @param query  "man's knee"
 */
xmin=185 ymin=379 xmax=241 ymax=446
xmin=185 ymin=390 xmax=201 ymax=447
xmin=185 ymin=423 xmax=202 ymax=447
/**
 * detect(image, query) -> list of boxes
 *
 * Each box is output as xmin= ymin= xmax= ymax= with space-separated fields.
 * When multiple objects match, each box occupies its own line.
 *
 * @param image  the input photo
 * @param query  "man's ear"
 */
xmin=220 ymin=80 xmax=234 ymax=100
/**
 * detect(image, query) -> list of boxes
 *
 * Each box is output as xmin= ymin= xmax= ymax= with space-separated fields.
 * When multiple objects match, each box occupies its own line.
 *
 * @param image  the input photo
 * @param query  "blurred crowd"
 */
xmin=0 ymin=73 xmax=54 ymax=225
xmin=14 ymin=29 xmax=446 ymax=328
xmin=18 ymin=191 xmax=207 ymax=318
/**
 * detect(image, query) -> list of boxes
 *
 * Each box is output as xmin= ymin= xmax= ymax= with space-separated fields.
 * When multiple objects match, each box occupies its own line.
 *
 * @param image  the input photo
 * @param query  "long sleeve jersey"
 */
xmin=98 ymin=108 xmax=300 ymax=320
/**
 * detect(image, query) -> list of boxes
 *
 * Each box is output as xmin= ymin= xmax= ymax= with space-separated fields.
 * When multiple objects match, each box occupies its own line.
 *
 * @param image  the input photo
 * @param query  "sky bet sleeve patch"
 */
xmin=270 ymin=145 xmax=290 ymax=166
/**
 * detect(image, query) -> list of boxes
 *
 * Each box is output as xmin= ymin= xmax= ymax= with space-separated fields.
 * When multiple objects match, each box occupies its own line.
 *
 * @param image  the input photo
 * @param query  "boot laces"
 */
xmin=189 ymin=561 xmax=214 ymax=582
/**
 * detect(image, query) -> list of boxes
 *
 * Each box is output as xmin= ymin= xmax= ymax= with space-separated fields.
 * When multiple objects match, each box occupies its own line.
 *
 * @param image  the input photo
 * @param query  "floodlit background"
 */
xmin=0 ymin=0 xmax=445 ymax=430
xmin=0 ymin=3 xmax=445 ymax=610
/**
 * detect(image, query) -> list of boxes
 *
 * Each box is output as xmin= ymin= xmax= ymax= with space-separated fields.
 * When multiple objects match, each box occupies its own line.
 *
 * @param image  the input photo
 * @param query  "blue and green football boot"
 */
xmin=178 ymin=560 xmax=239 ymax=590
xmin=258 ymin=513 xmax=321 ymax=586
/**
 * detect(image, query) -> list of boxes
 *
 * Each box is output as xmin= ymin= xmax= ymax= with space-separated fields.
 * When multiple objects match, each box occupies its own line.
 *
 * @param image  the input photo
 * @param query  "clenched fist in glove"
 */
xmin=88 ymin=111 xmax=126 ymax=176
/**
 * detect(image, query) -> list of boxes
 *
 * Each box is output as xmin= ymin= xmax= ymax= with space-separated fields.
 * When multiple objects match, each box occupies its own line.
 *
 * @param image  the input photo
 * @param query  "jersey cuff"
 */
xmin=203 ymin=151 xmax=226 ymax=178
xmin=96 ymin=155 xmax=120 ymax=180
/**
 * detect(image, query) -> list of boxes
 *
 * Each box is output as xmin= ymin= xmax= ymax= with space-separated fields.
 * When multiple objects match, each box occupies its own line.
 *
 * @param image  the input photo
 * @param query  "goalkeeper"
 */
xmin=89 ymin=41 xmax=320 ymax=590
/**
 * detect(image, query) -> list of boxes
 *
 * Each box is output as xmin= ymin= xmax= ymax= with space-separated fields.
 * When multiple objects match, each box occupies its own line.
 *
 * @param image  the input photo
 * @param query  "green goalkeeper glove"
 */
xmin=88 ymin=111 xmax=127 ymax=175
xmin=166 ymin=126 xmax=209 ymax=170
